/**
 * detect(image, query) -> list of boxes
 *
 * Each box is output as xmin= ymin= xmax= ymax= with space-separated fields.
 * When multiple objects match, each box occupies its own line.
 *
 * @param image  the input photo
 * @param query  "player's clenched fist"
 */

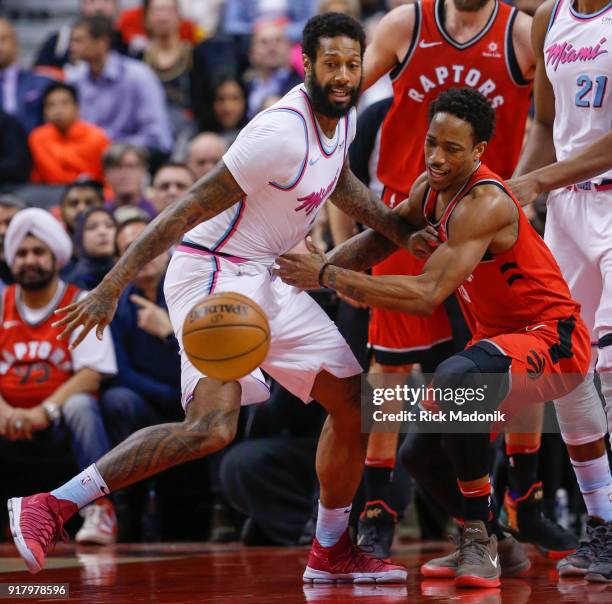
xmin=408 ymin=226 xmax=440 ymax=259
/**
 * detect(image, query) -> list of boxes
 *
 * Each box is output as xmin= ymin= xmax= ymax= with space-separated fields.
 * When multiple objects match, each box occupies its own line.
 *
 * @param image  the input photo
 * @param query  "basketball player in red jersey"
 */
xmin=355 ymin=0 xmax=571 ymax=561
xmin=278 ymin=87 xmax=591 ymax=588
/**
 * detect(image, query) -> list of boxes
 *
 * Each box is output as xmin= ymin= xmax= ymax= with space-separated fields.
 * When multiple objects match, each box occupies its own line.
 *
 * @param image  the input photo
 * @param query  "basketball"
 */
xmin=182 ymin=292 xmax=270 ymax=381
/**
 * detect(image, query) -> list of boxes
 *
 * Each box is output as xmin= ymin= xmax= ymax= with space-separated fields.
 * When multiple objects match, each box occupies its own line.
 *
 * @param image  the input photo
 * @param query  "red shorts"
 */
xmin=368 ymin=187 xmax=453 ymax=365
xmin=473 ymin=314 xmax=591 ymax=415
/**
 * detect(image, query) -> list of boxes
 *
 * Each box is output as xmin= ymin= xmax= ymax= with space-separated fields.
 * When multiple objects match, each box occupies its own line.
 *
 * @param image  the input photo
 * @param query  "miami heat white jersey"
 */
xmin=544 ymin=0 xmax=612 ymax=180
xmin=182 ymin=85 xmax=355 ymax=266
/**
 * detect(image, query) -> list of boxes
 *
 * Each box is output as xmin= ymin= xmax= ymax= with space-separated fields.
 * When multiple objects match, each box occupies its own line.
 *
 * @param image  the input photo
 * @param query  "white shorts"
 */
xmin=545 ymin=187 xmax=612 ymax=353
xmin=163 ymin=251 xmax=362 ymax=409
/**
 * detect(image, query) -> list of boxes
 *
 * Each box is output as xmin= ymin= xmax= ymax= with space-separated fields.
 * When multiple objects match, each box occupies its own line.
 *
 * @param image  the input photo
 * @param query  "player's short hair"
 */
xmin=42 ymin=82 xmax=79 ymax=106
xmin=302 ymin=12 xmax=365 ymax=62
xmin=428 ymin=87 xmax=495 ymax=144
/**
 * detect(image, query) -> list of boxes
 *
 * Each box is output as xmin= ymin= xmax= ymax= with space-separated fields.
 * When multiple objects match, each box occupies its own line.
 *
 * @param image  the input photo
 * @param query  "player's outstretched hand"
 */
xmin=507 ymin=175 xmax=540 ymax=206
xmin=408 ymin=226 xmax=440 ymax=259
xmin=52 ymin=282 xmax=119 ymax=349
xmin=276 ymin=237 xmax=327 ymax=289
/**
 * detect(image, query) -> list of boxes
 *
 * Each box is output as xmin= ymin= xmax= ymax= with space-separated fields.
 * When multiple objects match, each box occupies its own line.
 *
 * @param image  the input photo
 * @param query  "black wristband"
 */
xmin=318 ymin=262 xmax=331 ymax=287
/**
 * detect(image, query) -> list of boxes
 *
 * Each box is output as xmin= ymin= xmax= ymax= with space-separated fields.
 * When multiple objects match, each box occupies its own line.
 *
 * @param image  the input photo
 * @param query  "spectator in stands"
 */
xmin=318 ymin=0 xmax=361 ymax=18
xmin=150 ymin=163 xmax=194 ymax=214
xmin=222 ymin=0 xmax=317 ymax=44
xmin=0 ymin=195 xmax=26 ymax=287
xmin=245 ymin=19 xmax=302 ymax=118
xmin=0 ymin=110 xmax=31 ymax=186
xmin=142 ymin=0 xmax=195 ymax=142
xmin=64 ymin=207 xmax=117 ymax=290
xmin=67 ymin=15 xmax=173 ymax=157
xmin=0 ymin=20 xmax=52 ymax=134
xmin=113 ymin=205 xmax=151 ymax=228
xmin=117 ymin=0 xmax=201 ymax=56
xmin=102 ymin=144 xmax=156 ymax=218
xmin=34 ymin=0 xmax=127 ymax=79
xmin=29 ymin=83 xmax=110 ymax=185
xmin=59 ymin=178 xmax=105 ymax=237
xmin=178 ymin=0 xmax=225 ymax=38
xmin=185 ymin=132 xmax=227 ymax=180
xmin=209 ymin=74 xmax=248 ymax=143
xmin=0 ymin=208 xmax=117 ymax=545
xmin=100 ymin=216 xmax=181 ymax=445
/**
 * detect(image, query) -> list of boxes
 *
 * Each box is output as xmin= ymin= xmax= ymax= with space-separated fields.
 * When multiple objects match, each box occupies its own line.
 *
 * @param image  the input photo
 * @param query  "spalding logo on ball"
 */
xmin=182 ymin=292 xmax=271 ymax=381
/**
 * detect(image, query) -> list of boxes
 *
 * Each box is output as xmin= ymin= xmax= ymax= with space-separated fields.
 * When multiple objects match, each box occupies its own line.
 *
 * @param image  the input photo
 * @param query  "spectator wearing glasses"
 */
xmin=150 ymin=163 xmax=195 ymax=215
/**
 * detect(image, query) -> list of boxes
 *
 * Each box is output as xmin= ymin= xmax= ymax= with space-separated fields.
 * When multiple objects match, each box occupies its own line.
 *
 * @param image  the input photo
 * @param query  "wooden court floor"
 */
xmin=0 ymin=540 xmax=610 ymax=603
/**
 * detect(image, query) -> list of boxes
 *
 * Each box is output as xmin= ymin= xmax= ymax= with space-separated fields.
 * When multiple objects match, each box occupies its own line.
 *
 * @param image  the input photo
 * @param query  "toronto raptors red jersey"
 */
xmin=422 ymin=163 xmax=581 ymax=338
xmin=378 ymin=0 xmax=532 ymax=195
xmin=0 ymin=282 xmax=81 ymax=409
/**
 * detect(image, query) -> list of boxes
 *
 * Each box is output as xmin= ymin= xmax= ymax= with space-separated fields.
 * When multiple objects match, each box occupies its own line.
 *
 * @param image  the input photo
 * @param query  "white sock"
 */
xmin=571 ymin=453 xmax=612 ymax=521
xmin=51 ymin=464 xmax=109 ymax=509
xmin=315 ymin=501 xmax=351 ymax=547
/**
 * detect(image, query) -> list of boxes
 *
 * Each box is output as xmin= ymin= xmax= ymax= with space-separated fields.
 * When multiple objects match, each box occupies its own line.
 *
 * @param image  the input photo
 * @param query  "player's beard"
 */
xmin=306 ymin=72 xmax=361 ymax=118
xmin=452 ymin=0 xmax=490 ymax=12
xmin=14 ymin=264 xmax=56 ymax=291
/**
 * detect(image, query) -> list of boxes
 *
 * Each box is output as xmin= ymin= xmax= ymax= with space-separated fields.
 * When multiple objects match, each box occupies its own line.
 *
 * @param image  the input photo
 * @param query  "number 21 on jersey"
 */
xmin=575 ymin=75 xmax=608 ymax=108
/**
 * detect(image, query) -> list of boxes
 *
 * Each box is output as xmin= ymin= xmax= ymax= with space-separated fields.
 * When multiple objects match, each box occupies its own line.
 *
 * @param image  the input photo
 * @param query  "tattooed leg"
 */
xmin=311 ymin=371 xmax=368 ymax=508
xmin=97 ymin=378 xmax=241 ymax=492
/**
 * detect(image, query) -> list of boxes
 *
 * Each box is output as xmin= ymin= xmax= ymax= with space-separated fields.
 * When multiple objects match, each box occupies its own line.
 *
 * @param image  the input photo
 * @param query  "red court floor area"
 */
xmin=0 ymin=541 xmax=610 ymax=603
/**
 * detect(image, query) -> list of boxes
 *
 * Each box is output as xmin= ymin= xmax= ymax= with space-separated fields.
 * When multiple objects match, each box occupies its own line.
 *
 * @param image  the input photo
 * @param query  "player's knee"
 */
xmin=433 ymin=342 xmax=510 ymax=414
xmin=209 ymin=419 xmax=238 ymax=452
xmin=182 ymin=410 xmax=238 ymax=454
xmin=323 ymin=374 xmax=362 ymax=415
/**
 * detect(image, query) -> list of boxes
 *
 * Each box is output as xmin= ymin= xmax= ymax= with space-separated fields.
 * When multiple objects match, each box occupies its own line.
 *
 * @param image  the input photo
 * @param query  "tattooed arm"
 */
xmin=328 ymin=159 xmax=418 ymax=250
xmin=325 ymin=170 xmax=428 ymax=271
xmin=54 ymin=162 xmax=244 ymax=347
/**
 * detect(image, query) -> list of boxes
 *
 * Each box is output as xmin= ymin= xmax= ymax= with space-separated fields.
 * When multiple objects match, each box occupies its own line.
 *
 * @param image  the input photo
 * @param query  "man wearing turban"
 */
xmin=0 ymin=208 xmax=118 ymax=545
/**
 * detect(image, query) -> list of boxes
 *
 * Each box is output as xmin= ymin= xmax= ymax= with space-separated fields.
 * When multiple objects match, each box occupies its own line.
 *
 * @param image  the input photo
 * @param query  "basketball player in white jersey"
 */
xmin=509 ymin=131 xmax=612 ymax=204
xmin=515 ymin=0 xmax=612 ymax=582
xmin=7 ymin=14 xmax=411 ymax=583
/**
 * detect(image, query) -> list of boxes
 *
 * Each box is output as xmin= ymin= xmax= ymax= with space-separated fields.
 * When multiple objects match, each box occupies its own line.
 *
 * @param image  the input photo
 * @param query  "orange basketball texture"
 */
xmin=182 ymin=292 xmax=271 ymax=381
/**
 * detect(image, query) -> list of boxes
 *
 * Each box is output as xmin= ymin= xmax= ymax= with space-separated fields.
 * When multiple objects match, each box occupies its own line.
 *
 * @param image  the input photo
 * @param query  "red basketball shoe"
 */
xmin=303 ymin=530 xmax=407 ymax=583
xmin=8 ymin=493 xmax=78 ymax=573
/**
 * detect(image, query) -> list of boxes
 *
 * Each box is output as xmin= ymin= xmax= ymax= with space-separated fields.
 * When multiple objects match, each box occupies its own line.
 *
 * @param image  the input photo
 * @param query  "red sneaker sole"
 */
xmin=455 ymin=575 xmax=501 ymax=588
xmin=543 ymin=548 xmax=576 ymax=560
xmin=303 ymin=567 xmax=407 ymax=584
xmin=420 ymin=565 xmax=455 ymax=578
